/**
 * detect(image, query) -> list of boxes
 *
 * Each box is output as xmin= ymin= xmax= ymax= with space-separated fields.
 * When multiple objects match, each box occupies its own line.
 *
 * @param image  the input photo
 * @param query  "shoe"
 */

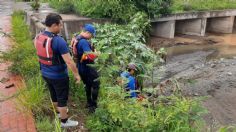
xmin=57 ymin=108 xmax=69 ymax=118
xmin=88 ymin=106 xmax=96 ymax=113
xmin=85 ymin=103 xmax=92 ymax=108
xmin=61 ymin=119 xmax=79 ymax=128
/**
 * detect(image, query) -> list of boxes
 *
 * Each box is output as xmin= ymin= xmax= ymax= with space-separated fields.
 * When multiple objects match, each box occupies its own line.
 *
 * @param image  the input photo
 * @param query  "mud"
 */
xmin=152 ymin=33 xmax=236 ymax=130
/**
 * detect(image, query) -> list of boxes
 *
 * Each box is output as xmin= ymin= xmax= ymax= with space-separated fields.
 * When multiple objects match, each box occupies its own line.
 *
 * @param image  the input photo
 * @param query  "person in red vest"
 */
xmin=34 ymin=13 xmax=81 ymax=128
xmin=71 ymin=24 xmax=100 ymax=113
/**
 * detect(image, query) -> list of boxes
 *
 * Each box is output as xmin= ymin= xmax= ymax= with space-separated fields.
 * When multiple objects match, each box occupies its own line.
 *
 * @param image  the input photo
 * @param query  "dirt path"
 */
xmin=0 ymin=0 xmax=36 ymax=131
xmin=152 ymin=34 xmax=236 ymax=131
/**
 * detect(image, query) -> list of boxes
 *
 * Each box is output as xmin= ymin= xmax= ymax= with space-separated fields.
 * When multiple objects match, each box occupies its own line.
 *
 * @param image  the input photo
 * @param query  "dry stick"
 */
xmin=173 ymin=79 xmax=181 ymax=95
xmin=151 ymin=50 xmax=155 ymax=110
xmin=0 ymin=30 xmax=11 ymax=38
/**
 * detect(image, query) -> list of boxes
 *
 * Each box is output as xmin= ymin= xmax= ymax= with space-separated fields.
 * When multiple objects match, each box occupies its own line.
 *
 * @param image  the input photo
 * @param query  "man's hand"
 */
xmin=75 ymin=75 xmax=81 ymax=84
xmin=95 ymin=51 xmax=101 ymax=56
xmin=62 ymin=53 xmax=81 ymax=83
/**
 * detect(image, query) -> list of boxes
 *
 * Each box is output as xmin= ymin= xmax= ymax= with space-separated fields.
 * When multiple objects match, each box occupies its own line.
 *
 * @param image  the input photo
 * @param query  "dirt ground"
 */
xmin=150 ymin=33 xmax=236 ymax=131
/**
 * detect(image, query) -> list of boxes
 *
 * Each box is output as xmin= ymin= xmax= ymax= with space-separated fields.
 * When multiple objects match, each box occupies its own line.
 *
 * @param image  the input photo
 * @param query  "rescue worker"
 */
xmin=71 ymin=24 xmax=100 ymax=113
xmin=120 ymin=63 xmax=141 ymax=98
xmin=34 ymin=13 xmax=81 ymax=127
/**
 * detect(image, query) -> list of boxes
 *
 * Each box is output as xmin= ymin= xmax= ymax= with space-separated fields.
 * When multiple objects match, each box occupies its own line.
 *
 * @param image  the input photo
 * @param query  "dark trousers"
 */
xmin=79 ymin=67 xmax=100 ymax=107
xmin=43 ymin=76 xmax=69 ymax=107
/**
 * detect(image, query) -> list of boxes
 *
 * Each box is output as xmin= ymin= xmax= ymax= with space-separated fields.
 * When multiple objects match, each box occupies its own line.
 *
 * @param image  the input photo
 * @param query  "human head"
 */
xmin=45 ymin=13 xmax=63 ymax=34
xmin=127 ymin=63 xmax=137 ymax=75
xmin=81 ymin=24 xmax=96 ymax=39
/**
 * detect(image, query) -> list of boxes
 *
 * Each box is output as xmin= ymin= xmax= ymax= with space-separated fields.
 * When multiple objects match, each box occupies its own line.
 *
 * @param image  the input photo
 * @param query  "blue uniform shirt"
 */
xmin=40 ymin=31 xmax=69 ymax=79
xmin=121 ymin=71 xmax=137 ymax=98
xmin=76 ymin=37 xmax=92 ymax=73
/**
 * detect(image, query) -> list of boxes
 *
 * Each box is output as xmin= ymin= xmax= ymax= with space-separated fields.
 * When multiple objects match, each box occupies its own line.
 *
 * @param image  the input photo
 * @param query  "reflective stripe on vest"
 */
xmin=35 ymin=33 xmax=64 ymax=66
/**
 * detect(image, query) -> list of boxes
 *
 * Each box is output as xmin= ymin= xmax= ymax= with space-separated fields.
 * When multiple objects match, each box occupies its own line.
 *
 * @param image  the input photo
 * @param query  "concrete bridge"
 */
xmin=151 ymin=10 xmax=236 ymax=38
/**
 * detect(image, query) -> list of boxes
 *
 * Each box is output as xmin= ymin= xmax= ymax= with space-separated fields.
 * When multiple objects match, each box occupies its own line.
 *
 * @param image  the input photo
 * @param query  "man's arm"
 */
xmin=80 ymin=39 xmax=100 ymax=62
xmin=57 ymin=37 xmax=81 ymax=83
xmin=62 ymin=53 xmax=81 ymax=83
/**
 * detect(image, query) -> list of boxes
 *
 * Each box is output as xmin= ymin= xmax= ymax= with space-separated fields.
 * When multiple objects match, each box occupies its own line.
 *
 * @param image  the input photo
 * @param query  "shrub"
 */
xmin=2 ymin=11 xmax=39 ymax=79
xmin=48 ymin=0 xmax=74 ymax=14
xmin=2 ymin=11 xmax=59 ymax=131
xmin=171 ymin=0 xmax=236 ymax=13
xmin=84 ymin=12 xmax=207 ymax=131
xmin=48 ymin=0 xmax=173 ymax=22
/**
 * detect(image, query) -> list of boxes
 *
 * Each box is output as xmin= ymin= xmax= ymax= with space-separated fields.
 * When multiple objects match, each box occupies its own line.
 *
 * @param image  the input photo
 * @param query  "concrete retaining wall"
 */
xmin=151 ymin=21 xmax=175 ymax=38
xmin=207 ymin=16 xmax=235 ymax=33
xmin=175 ymin=18 xmax=206 ymax=36
xmin=151 ymin=10 xmax=236 ymax=38
xmin=62 ymin=19 xmax=109 ymax=41
xmin=25 ymin=10 xmax=110 ymax=41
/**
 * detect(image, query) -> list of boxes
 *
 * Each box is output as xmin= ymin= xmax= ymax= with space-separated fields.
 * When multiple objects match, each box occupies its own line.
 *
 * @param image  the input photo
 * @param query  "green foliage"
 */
xmin=132 ymin=0 xmax=173 ymax=18
xmin=7 ymin=10 xmax=207 ymax=132
xmin=2 ymin=11 xmax=39 ymax=79
xmin=48 ymin=0 xmax=74 ymax=14
xmin=92 ymin=12 xmax=158 ymax=84
xmin=16 ymin=76 xmax=50 ymax=114
xmin=87 ymin=86 xmax=207 ymax=131
xmin=36 ymin=115 xmax=54 ymax=132
xmin=45 ymin=0 xmax=236 ymax=20
xmin=84 ymin=12 xmax=206 ymax=131
xmin=3 ymin=11 xmax=62 ymax=131
xmin=47 ymin=0 xmax=172 ymax=22
xmin=7 ymin=10 xmax=51 ymax=115
xmin=68 ymin=71 xmax=87 ymax=102
xmin=171 ymin=0 xmax=236 ymax=13
xmin=31 ymin=0 xmax=40 ymax=10
xmin=74 ymin=0 xmax=137 ymax=23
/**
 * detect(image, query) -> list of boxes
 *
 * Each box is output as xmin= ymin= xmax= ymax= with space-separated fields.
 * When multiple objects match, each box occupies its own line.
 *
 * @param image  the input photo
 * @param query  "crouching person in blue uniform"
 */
xmin=120 ymin=63 xmax=141 ymax=98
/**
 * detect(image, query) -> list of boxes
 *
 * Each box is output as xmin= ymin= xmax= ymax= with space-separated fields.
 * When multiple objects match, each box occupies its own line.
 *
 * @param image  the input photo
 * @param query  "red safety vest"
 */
xmin=34 ymin=33 xmax=64 ymax=66
xmin=70 ymin=34 xmax=97 ymax=63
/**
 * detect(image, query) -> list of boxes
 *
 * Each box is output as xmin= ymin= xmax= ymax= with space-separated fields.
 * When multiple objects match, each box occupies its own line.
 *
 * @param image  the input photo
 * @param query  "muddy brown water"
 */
xmin=166 ymin=34 xmax=236 ymax=61
xmin=151 ymin=33 xmax=236 ymax=131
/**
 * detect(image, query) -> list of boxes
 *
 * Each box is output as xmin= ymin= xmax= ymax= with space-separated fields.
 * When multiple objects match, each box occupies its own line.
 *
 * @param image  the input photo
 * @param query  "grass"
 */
xmin=1 ymin=11 xmax=63 ymax=131
xmin=4 ymin=10 xmax=209 ymax=132
xmin=4 ymin=10 xmax=89 ymax=132
xmin=45 ymin=0 xmax=236 ymax=17
xmin=36 ymin=115 xmax=54 ymax=132
xmin=171 ymin=0 xmax=236 ymax=13
xmin=16 ymin=76 xmax=50 ymax=114
xmin=2 ymin=11 xmax=39 ymax=79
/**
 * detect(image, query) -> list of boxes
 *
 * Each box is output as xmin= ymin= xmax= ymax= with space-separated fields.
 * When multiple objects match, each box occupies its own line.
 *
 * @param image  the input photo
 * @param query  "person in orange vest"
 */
xmin=34 ymin=13 xmax=81 ymax=127
xmin=71 ymin=24 xmax=100 ymax=113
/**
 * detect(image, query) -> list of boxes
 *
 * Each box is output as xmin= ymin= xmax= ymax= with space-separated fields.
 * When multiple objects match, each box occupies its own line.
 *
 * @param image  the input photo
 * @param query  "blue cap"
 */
xmin=83 ymin=24 xmax=96 ymax=37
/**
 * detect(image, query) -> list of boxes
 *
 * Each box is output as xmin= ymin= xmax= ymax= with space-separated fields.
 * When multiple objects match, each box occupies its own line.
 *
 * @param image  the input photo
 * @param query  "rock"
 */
xmin=193 ymin=65 xmax=200 ymax=69
xmin=193 ymin=93 xmax=199 ymax=96
xmin=211 ymin=64 xmax=216 ymax=68
xmin=220 ymin=58 xmax=224 ymax=61
xmin=72 ymin=104 xmax=76 ymax=107
xmin=227 ymin=72 xmax=233 ymax=76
